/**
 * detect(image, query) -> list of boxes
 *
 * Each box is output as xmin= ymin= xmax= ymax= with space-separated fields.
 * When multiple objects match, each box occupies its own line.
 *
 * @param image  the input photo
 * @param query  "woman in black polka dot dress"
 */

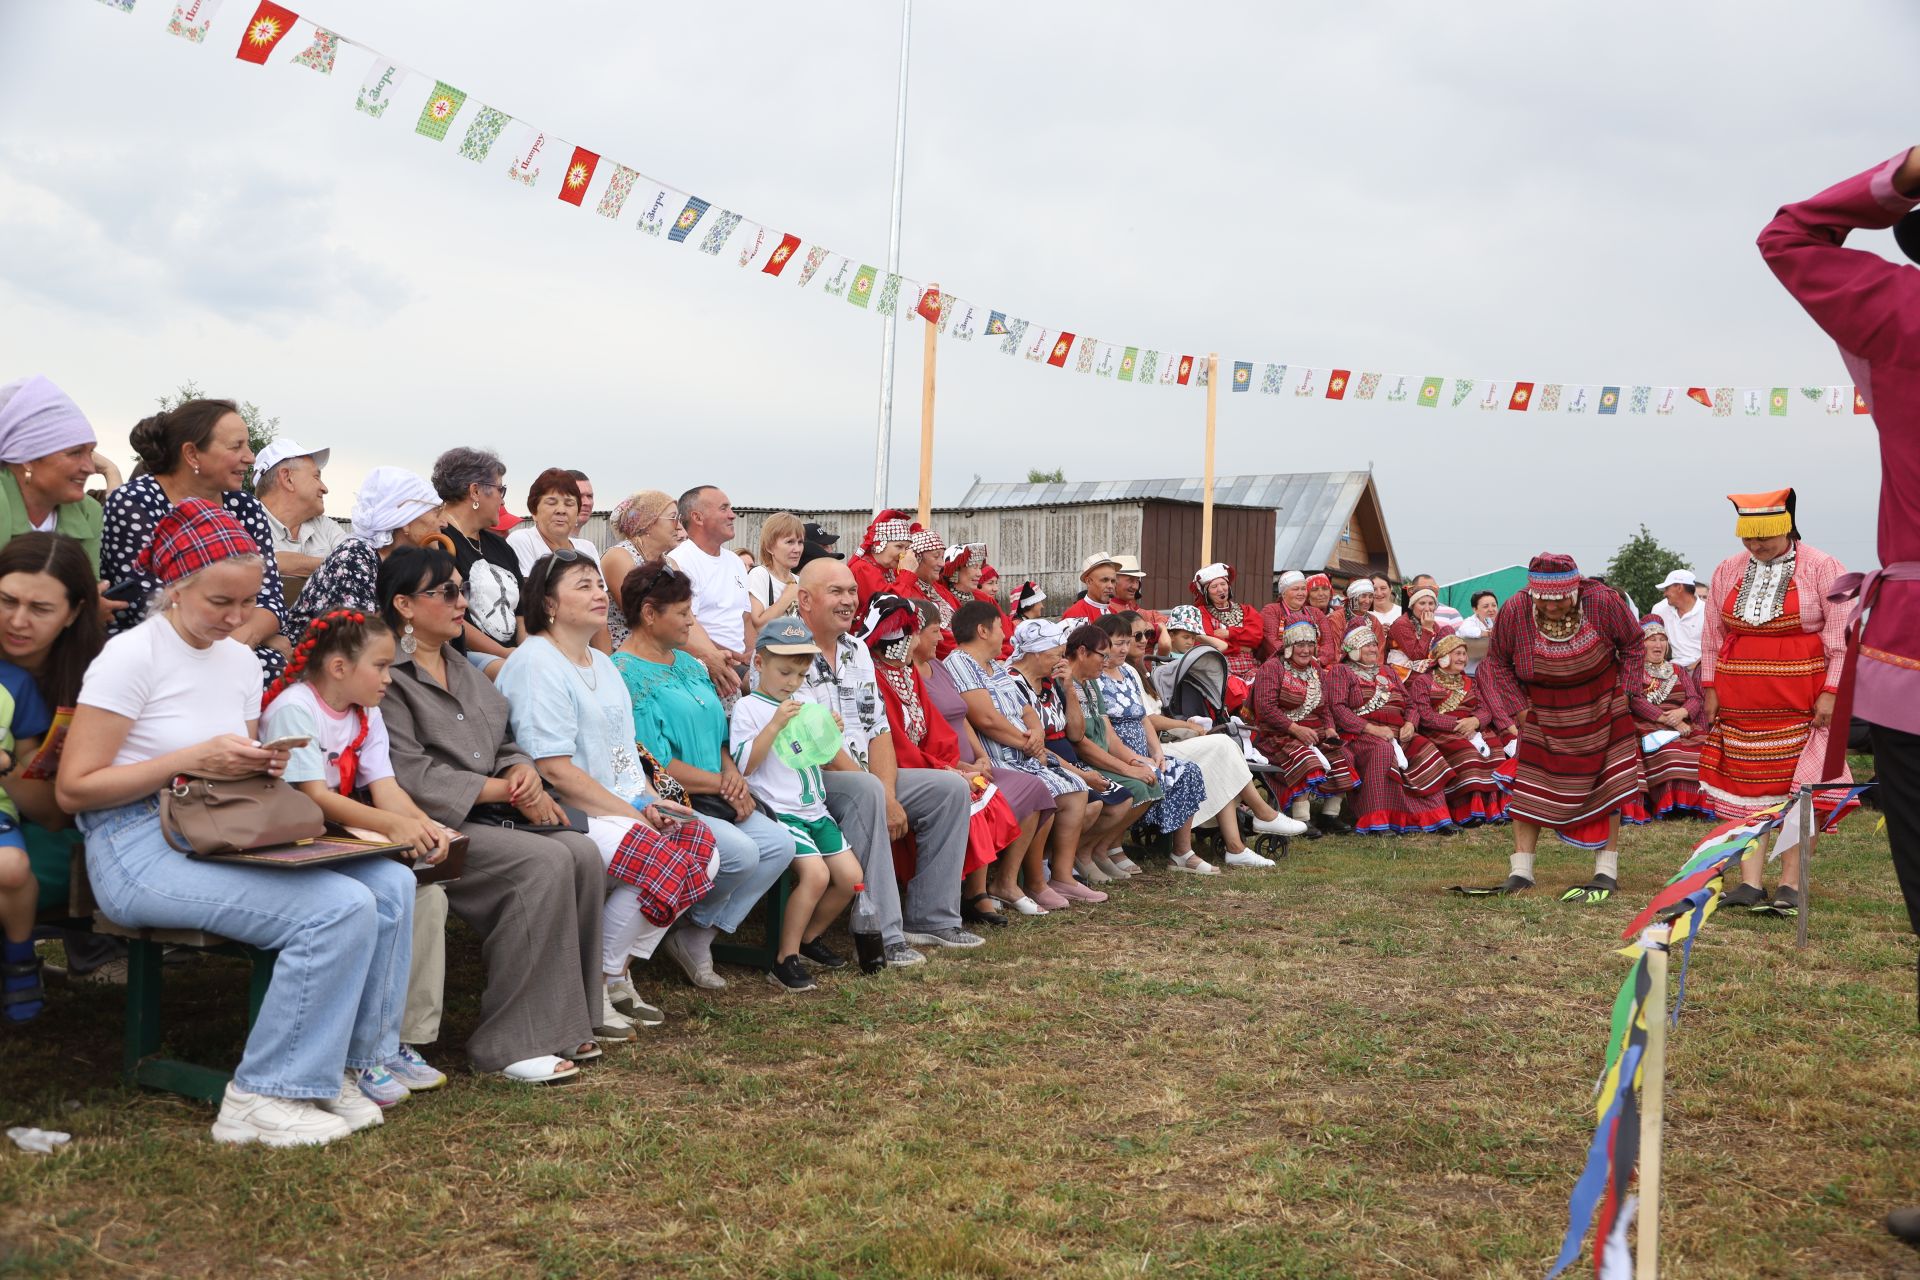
xmin=101 ymin=399 xmax=291 ymax=684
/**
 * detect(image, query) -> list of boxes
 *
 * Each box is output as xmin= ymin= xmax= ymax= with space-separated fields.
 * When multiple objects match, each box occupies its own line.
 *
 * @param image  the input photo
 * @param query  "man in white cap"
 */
xmin=1061 ymin=551 xmax=1121 ymax=624
xmin=1110 ymin=553 xmax=1171 ymax=654
xmin=253 ymin=438 xmax=342 ymax=577
xmin=1649 ymin=568 xmax=1704 ymax=670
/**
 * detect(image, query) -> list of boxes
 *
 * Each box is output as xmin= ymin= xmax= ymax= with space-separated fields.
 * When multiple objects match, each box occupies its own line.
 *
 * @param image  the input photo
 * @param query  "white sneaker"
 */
xmin=605 ymin=974 xmax=644 ymax=1014
xmin=211 ymin=1083 xmax=352 ymax=1147
xmin=595 ymin=990 xmax=638 ymax=1042
xmin=1252 ymin=811 xmax=1308 ymax=837
xmin=1224 ymin=848 xmax=1275 ymax=868
xmin=317 ymin=1070 xmax=385 ymax=1132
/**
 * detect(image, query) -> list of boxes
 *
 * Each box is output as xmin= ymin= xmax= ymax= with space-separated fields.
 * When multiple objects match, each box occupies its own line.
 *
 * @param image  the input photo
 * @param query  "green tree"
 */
xmin=1605 ymin=524 xmax=1689 ymax=614
xmin=1026 ymin=467 xmax=1065 ymax=484
xmin=154 ymin=380 xmax=279 ymax=492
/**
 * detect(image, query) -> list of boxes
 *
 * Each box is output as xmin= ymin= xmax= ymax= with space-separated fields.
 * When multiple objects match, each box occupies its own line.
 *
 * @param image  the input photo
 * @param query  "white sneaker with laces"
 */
xmin=1251 ymin=811 xmax=1308 ymax=837
xmin=211 ymin=1084 xmax=352 ymax=1147
xmin=1224 ymin=848 xmax=1275 ymax=868
xmin=318 ymin=1070 xmax=386 ymax=1132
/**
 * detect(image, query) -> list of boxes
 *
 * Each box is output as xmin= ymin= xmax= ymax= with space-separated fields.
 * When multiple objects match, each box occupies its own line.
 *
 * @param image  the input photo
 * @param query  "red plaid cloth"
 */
xmin=136 ymin=499 xmax=259 ymax=582
xmin=607 ymin=817 xmax=717 ymax=925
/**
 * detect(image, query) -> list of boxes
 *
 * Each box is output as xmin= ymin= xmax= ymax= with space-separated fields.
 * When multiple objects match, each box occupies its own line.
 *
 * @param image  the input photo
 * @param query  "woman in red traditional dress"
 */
xmin=1255 ymin=571 xmax=1312 ymax=662
xmin=1387 ymin=587 xmax=1443 ymax=676
xmin=849 ymin=509 xmax=916 ymax=612
xmin=1303 ymin=573 xmax=1346 ymax=668
xmin=920 ymin=544 xmax=974 ymax=660
xmin=1698 ymin=489 xmax=1853 ymax=915
xmin=1624 ymin=615 xmax=1708 ymax=823
xmin=1191 ymin=562 xmax=1265 ymax=686
xmin=1250 ymin=620 xmax=1358 ymax=836
xmin=1407 ymin=635 xmax=1513 ymax=827
xmin=1337 ymin=579 xmax=1387 ymax=662
xmin=1323 ymin=625 xmax=1455 ymax=835
xmin=1474 ymin=553 xmax=1654 ymax=903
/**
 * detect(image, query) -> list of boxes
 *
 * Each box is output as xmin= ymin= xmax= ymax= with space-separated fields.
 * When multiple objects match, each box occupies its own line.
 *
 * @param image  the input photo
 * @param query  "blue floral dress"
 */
xmin=1099 ymin=669 xmax=1205 ymax=833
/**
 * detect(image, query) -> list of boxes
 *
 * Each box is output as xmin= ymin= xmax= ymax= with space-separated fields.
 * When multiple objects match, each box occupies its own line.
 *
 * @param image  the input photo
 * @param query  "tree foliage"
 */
xmin=155 ymin=380 xmax=279 ymax=492
xmin=1026 ymin=467 xmax=1065 ymax=484
xmin=1605 ymin=524 xmax=1689 ymax=614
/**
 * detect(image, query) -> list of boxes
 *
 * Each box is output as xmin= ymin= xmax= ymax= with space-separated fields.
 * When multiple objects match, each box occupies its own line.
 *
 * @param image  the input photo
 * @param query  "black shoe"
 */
xmin=1889 ymin=1206 xmax=1920 ymax=1246
xmin=1434 ymin=825 xmax=1460 ymax=838
xmin=1294 ymin=821 xmax=1323 ymax=841
xmin=1763 ymin=884 xmax=1801 ymax=917
xmin=1315 ymin=811 xmax=1354 ymax=835
xmin=1448 ymin=874 xmax=1532 ymax=898
xmin=766 ymin=956 xmax=817 ymax=993
xmin=798 ymin=939 xmax=847 ymax=969
xmin=1719 ymin=882 xmax=1767 ymax=909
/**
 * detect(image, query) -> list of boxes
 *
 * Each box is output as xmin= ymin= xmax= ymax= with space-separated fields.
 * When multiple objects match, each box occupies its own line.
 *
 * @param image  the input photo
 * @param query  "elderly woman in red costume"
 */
xmin=895 ymin=528 xmax=946 ymax=605
xmin=1624 ymin=614 xmax=1708 ymax=823
xmin=1387 ymin=586 xmax=1442 ymax=676
xmin=1698 ymin=489 xmax=1853 ymax=915
xmin=1192 ymin=562 xmax=1264 ymax=686
xmin=1301 ymin=573 xmax=1345 ymax=668
xmin=1254 ymin=571 xmax=1311 ymax=662
xmin=1250 ymin=618 xmax=1357 ymax=836
xmin=1323 ymin=624 xmax=1455 ymax=835
xmin=1407 ymin=635 xmax=1512 ymax=827
xmin=1472 ymin=553 xmax=1653 ymax=903
xmin=1337 ymin=578 xmax=1386 ymax=659
xmin=849 ymin=508 xmax=916 ymax=611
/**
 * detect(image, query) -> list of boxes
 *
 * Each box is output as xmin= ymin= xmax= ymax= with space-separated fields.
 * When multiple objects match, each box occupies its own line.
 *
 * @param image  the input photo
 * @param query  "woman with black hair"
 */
xmin=375 ymin=545 xmax=607 ymax=1083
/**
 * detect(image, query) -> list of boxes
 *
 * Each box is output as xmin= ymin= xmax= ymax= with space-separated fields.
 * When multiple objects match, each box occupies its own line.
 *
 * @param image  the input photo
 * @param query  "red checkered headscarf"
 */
xmin=137 ymin=499 xmax=260 ymax=583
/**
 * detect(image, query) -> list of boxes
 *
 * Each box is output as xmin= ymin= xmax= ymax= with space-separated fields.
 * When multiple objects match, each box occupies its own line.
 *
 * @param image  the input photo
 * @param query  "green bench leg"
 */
xmin=710 ymin=872 xmax=790 ymax=971
xmin=122 ymin=942 xmax=277 ymax=1105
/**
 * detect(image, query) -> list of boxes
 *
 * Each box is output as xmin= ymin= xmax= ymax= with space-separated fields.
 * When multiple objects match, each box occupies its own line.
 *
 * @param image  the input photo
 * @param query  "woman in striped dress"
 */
xmin=1249 ymin=619 xmax=1357 ymax=834
xmin=1625 ymin=616 xmax=1709 ymax=822
xmin=1323 ymin=626 xmax=1455 ymax=836
xmin=1407 ymin=635 xmax=1512 ymax=827
xmin=1475 ymin=554 xmax=1656 ymax=903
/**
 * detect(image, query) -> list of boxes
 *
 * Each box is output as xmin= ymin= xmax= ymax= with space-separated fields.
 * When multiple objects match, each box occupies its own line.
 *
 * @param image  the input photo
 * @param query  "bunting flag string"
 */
xmin=1546 ymin=786 xmax=1870 ymax=1277
xmin=85 ymin=0 xmax=1862 ymax=415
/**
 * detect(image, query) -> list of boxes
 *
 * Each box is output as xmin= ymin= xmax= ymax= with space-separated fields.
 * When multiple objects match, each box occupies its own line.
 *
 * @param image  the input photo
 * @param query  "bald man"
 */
xmin=795 ymin=560 xmax=981 ymax=965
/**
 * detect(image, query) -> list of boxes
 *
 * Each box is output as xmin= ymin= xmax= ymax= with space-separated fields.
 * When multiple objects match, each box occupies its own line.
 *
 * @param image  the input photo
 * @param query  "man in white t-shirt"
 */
xmin=1650 ymin=569 xmax=1706 ymax=670
xmin=254 ymin=439 xmax=345 ymax=577
xmin=667 ymin=485 xmax=754 ymax=698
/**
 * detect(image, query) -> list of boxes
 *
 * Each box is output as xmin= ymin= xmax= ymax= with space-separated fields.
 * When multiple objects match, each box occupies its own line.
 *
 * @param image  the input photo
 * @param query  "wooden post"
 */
xmin=916 ymin=317 xmax=937 ymax=529
xmin=1637 ymin=924 xmax=1670 ymax=1280
xmin=1796 ymin=784 xmax=1814 ymax=950
xmin=1201 ymin=352 xmax=1219 ymax=563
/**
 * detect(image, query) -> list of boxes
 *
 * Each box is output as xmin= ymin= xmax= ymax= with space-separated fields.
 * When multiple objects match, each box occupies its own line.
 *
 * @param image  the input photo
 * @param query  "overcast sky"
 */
xmin=1 ymin=0 xmax=1912 ymax=583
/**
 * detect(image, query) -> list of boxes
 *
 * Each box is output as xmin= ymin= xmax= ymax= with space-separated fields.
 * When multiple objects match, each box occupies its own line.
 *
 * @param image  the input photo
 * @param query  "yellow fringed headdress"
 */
xmin=1727 ymin=488 xmax=1796 ymax=540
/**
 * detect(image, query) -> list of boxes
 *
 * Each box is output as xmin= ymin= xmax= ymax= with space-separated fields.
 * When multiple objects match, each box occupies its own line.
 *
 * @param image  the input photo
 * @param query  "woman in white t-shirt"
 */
xmin=744 ymin=510 xmax=805 ymax=627
xmin=57 ymin=501 xmax=416 ymax=1148
xmin=504 ymin=468 xmax=601 ymax=578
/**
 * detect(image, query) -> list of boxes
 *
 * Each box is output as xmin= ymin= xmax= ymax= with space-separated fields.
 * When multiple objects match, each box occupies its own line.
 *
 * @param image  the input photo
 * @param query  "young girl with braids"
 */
xmin=260 ymin=608 xmax=456 ymax=1106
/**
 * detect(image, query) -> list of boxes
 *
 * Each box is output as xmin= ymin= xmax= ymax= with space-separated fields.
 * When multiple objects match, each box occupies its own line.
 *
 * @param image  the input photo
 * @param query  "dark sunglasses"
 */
xmin=1130 ymin=630 xmax=1153 ymax=640
xmin=409 ymin=582 xmax=468 ymax=603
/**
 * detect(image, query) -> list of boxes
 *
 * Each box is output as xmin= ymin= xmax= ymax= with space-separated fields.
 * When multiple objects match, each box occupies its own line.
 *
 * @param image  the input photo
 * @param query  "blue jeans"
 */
xmin=79 ymin=799 xmax=415 ymax=1100
xmin=686 ymin=809 xmax=795 ymax=935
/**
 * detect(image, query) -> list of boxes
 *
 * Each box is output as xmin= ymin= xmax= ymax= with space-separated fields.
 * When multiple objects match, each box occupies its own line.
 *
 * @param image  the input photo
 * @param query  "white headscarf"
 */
xmin=350 ymin=467 xmax=440 ymax=549
xmin=1011 ymin=618 xmax=1067 ymax=659
xmin=0 ymin=376 xmax=95 ymax=465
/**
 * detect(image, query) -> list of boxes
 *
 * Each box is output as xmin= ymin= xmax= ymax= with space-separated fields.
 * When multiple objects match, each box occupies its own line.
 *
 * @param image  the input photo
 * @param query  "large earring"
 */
xmin=472 ymin=500 xmax=480 ymax=510
xmin=400 ymin=622 xmax=417 ymax=655
xmin=22 ymin=468 xmax=30 ymax=482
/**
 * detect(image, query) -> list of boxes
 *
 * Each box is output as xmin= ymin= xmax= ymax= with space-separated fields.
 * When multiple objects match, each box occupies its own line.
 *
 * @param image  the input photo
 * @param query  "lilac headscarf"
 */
xmin=0 ymin=376 xmax=96 ymax=465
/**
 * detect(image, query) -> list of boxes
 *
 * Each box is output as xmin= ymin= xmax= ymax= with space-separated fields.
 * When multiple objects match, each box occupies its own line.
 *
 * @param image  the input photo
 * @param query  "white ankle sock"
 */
xmin=1323 ymin=795 xmax=1343 ymax=816
xmin=1594 ymin=849 xmax=1620 ymax=881
xmin=1509 ymin=851 xmax=1536 ymax=882
xmin=1291 ymin=798 xmax=1311 ymax=821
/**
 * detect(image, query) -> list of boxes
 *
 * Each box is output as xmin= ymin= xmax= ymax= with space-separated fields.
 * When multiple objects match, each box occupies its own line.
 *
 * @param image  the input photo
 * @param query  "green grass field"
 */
xmin=3 ymin=814 xmax=1917 ymax=1279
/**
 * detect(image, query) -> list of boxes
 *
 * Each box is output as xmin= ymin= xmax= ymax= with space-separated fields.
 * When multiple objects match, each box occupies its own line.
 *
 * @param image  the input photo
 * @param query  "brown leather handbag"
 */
xmin=159 ymin=773 xmax=328 ymax=858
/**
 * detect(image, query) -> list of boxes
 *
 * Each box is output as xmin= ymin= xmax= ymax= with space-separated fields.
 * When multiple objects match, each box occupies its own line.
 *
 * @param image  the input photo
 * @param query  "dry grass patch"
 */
xmin=3 ymin=817 xmax=1918 ymax=1278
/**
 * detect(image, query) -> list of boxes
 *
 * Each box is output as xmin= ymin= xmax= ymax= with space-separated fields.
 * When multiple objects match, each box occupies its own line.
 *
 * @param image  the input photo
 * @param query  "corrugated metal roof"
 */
xmin=957 ymin=472 xmax=1381 ymax=574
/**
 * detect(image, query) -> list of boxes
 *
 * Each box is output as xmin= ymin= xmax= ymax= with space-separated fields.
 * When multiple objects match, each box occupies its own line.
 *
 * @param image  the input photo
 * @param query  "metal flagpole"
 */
xmin=871 ymin=0 xmax=913 ymax=516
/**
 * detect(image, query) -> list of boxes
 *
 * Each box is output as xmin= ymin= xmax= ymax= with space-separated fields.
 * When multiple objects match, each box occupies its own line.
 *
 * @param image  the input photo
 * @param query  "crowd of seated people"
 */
xmin=3 ymin=377 xmax=1721 ymax=1149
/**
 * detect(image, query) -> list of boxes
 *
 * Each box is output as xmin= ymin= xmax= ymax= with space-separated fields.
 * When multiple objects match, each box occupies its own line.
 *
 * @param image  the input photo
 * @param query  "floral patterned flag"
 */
xmin=1354 ymin=372 xmax=1382 ymax=401
xmin=168 ymin=0 xmax=225 ymax=42
xmin=556 ymin=147 xmax=599 ymax=205
xmin=1193 ymin=359 xmax=1210 ymax=388
xmin=415 ymin=82 xmax=468 ymax=141
xmin=1449 ymin=378 xmax=1473 ymax=407
xmin=1136 ymin=350 xmax=1160 ymax=383
xmin=697 ymin=210 xmax=743 ymax=255
xmin=1535 ymin=383 xmax=1562 ymax=411
xmin=1710 ymin=387 xmax=1735 ymax=417
xmin=1000 ymin=319 xmax=1029 ymax=355
xmin=97 ymin=0 xmax=137 ymax=11
xmin=1074 ymin=337 xmax=1098 ymax=374
xmin=458 ymin=106 xmax=508 ymax=162
xmin=873 ymin=274 xmax=903 ymax=315
xmin=1629 ymin=386 xmax=1652 ymax=414
xmin=354 ymin=60 xmax=409 ymax=117
xmin=1799 ymin=386 xmax=1825 ymax=401
xmin=1232 ymin=360 xmax=1252 ymax=392
xmin=761 ymin=233 xmax=802 ymax=276
xmin=1118 ymin=348 xmax=1139 ymax=382
xmin=847 ymin=264 xmax=878 ymax=307
xmin=1324 ymin=369 xmax=1350 ymax=400
xmin=794 ymin=245 xmax=830 ymax=286
xmin=1047 ymin=333 xmax=1076 ymax=368
xmin=234 ymin=2 xmax=297 ymax=63
xmin=1260 ymin=364 xmax=1287 ymax=394
xmin=595 ymin=164 xmax=638 ymax=219
xmin=1769 ymin=388 xmax=1790 ymax=417
xmin=666 ymin=196 xmax=710 ymax=243
xmin=289 ymin=25 xmax=339 ymax=73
